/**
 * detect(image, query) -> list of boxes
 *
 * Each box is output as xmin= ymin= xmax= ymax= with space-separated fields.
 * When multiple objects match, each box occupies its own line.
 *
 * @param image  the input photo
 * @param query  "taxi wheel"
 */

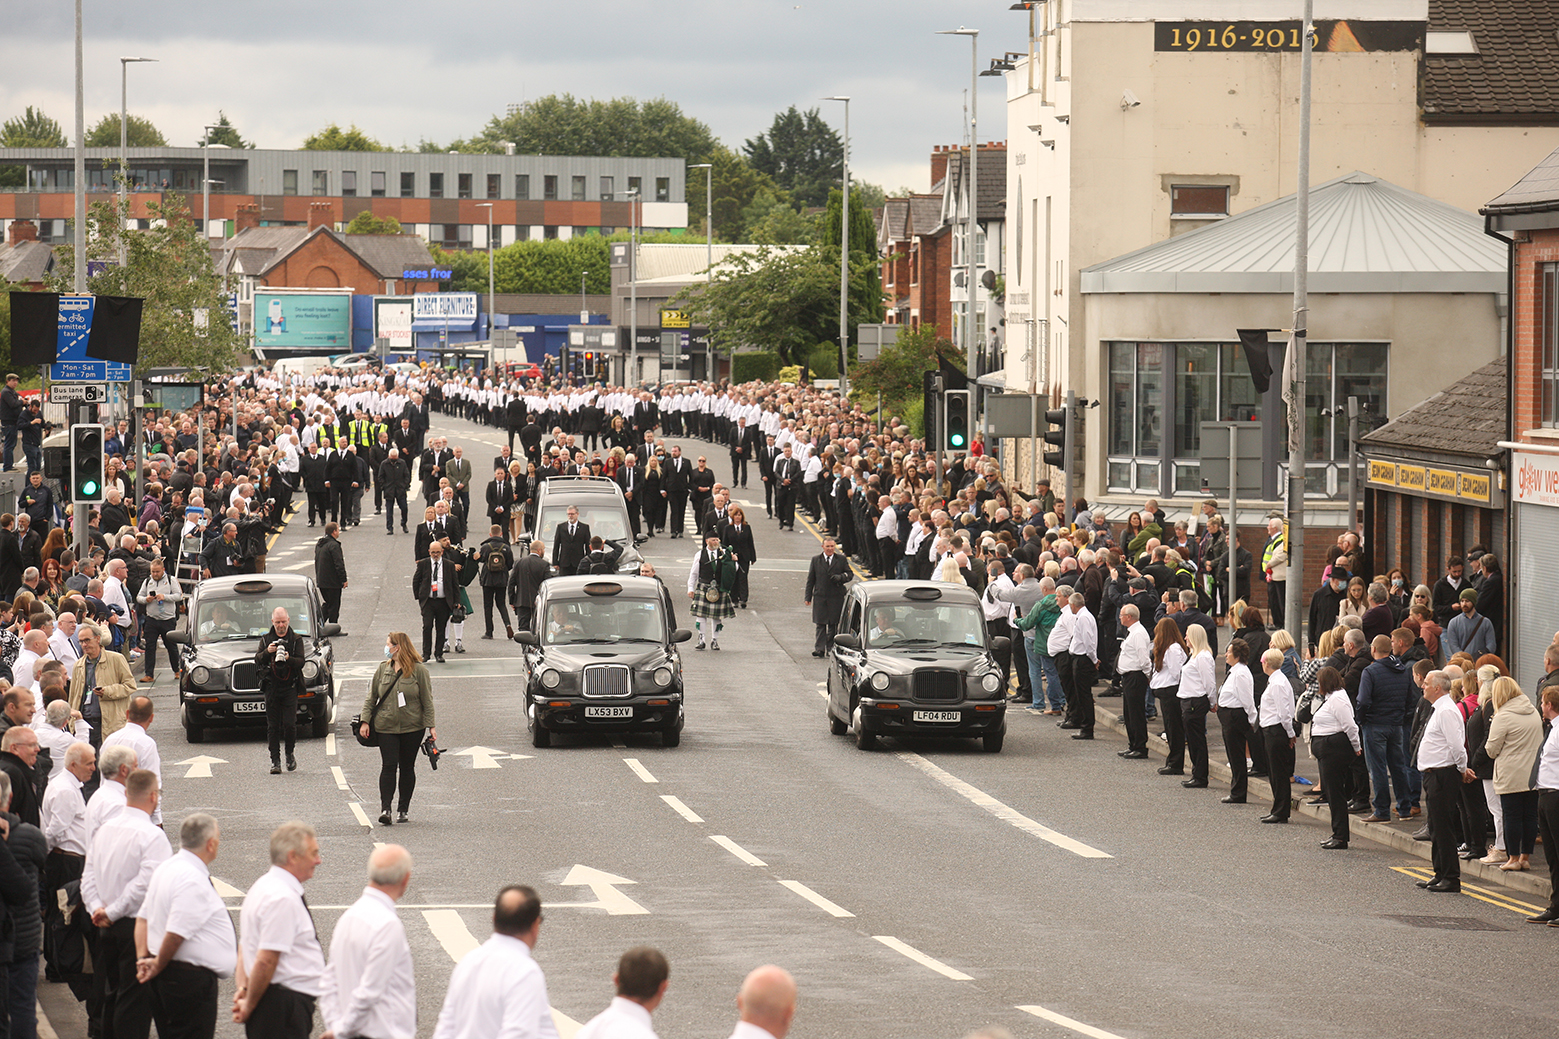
xmin=983 ymin=730 xmax=1005 ymax=753
xmin=531 ymin=721 xmax=551 ymax=748
xmin=185 ymin=721 xmax=205 ymax=744
xmin=828 ymin=705 xmax=847 ymax=736
xmin=662 ymin=724 xmax=681 ymax=748
xmin=852 ymin=706 xmax=877 ymax=750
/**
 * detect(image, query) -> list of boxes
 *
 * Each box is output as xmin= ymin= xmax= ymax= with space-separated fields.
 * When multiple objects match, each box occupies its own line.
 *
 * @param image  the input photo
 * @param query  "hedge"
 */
xmin=731 ymin=351 xmax=781 ymax=383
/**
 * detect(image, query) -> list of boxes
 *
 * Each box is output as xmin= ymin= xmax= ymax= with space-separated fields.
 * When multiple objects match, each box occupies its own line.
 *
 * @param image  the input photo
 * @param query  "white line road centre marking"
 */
xmin=623 ymin=758 xmax=658 ymax=783
xmin=660 ymin=795 xmax=704 ymax=822
xmin=348 ymin=802 xmax=373 ymax=830
xmin=873 ymin=936 xmax=972 ymax=980
xmin=1017 ymin=1005 xmax=1129 ymax=1039
xmin=211 ymin=877 xmax=245 ymax=898
xmin=325 ymin=733 xmax=336 ymax=757
xmin=330 ymin=766 xmax=349 ymax=790
xmin=710 ymin=835 xmax=766 ymax=866
xmin=895 ymin=752 xmax=1112 ymax=859
xmin=281 ymin=561 xmax=313 ymax=571
xmin=420 ymin=907 xmax=585 ymax=1035
xmin=778 ymin=880 xmax=854 ymax=918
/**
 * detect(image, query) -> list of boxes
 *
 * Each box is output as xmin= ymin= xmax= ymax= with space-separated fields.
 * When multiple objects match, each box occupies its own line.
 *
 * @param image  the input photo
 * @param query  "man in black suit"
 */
xmin=391 ymin=417 xmax=419 ymax=460
xmin=433 ymin=498 xmax=465 ymax=547
xmin=519 ymin=419 xmax=543 ymax=467
xmin=487 ymin=467 xmax=515 ymax=532
xmin=507 ymin=539 xmax=551 ymax=632
xmin=632 ymin=393 xmax=659 ymax=438
xmin=505 ymin=396 xmax=527 ymax=452
xmin=757 ymin=434 xmax=780 ymax=518
xmin=774 ymin=445 xmax=801 ymax=531
xmin=413 ymin=541 xmax=459 ymax=662
xmin=325 ymin=438 xmax=358 ymax=525
xmin=413 ymin=506 xmax=446 ymax=561
xmin=552 ymin=505 xmax=591 ymax=575
xmin=618 ymin=455 xmax=643 ymax=539
xmin=729 ymin=417 xmax=758 ymax=489
xmin=804 ymin=538 xmax=852 ymax=657
xmin=663 ymin=446 xmax=691 ymax=539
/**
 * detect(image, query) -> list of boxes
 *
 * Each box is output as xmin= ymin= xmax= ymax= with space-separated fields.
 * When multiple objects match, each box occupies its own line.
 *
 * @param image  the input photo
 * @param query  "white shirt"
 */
xmin=49 ymin=629 xmax=81 ymax=669
xmin=102 ymin=575 xmax=133 ymax=628
xmin=1178 ymin=651 xmax=1217 ymax=700
xmin=239 ymin=865 xmax=326 ymax=997
xmin=1416 ymin=694 xmax=1469 ymax=771
xmin=1046 ymin=604 xmax=1075 ymax=657
xmin=1116 ymin=622 xmax=1152 ymax=676
xmin=1150 ymin=642 xmax=1186 ymax=690
xmin=10 ymin=649 xmax=42 ymax=693
xmin=982 ymin=575 xmax=1015 ymax=622
xmin=85 ymin=778 xmax=127 ymax=848
xmin=320 ymin=887 xmax=415 ymax=1039
xmin=34 ymin=720 xmax=86 ymax=779
xmin=82 ymin=806 xmax=170 ymax=921
xmin=576 ymin=996 xmax=658 ymax=1039
xmin=40 ymin=769 xmax=87 ymax=855
xmin=1311 ymin=690 xmax=1362 ymax=751
xmin=1258 ymin=670 xmax=1297 ymax=738
xmin=875 ymin=506 xmax=897 ymax=540
xmin=728 ymin=1022 xmax=781 ymax=1039
xmin=432 ymin=933 xmax=559 ymax=1039
xmin=1217 ymin=663 xmax=1258 ymax=725
xmin=138 ymin=849 xmax=237 ymax=976
xmin=102 ymin=722 xmax=162 ymax=825
xmin=1067 ymin=608 xmax=1098 ymax=663
xmin=1536 ymin=721 xmax=1559 ymax=790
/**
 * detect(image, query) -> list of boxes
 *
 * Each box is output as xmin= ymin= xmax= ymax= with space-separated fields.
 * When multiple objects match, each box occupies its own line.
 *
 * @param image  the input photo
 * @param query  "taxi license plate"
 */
xmin=585 ymin=706 xmax=634 ymax=719
xmin=913 ymin=710 xmax=961 ymax=723
xmin=232 ymin=701 xmax=266 ymax=714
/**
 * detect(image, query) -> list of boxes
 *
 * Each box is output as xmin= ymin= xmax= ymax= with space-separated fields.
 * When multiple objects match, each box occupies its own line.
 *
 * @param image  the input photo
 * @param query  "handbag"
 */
xmin=352 ymin=670 xmax=397 ymax=747
xmin=451 ymin=604 xmax=468 ymax=623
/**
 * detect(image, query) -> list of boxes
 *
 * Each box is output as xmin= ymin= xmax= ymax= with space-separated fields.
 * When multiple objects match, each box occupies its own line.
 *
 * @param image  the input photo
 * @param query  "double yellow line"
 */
xmin=1390 ymin=865 xmax=1548 ymax=917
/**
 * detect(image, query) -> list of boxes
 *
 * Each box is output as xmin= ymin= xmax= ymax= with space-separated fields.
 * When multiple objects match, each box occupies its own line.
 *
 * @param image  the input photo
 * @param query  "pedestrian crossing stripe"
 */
xmin=1391 ymin=866 xmax=1544 ymax=915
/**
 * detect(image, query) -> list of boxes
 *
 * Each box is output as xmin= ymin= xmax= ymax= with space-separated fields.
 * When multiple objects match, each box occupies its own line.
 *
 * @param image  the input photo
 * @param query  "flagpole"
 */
xmin=1284 ymin=0 xmax=1313 ymax=645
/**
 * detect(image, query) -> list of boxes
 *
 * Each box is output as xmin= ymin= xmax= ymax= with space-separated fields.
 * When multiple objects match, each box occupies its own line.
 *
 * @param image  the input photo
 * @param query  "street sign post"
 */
xmin=47 ymin=383 xmax=106 ymax=404
xmin=49 ymin=296 xmax=133 ymax=382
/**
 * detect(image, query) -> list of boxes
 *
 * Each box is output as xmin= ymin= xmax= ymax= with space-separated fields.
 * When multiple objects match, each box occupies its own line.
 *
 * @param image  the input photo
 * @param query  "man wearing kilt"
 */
xmin=686 ymin=532 xmax=736 ymax=651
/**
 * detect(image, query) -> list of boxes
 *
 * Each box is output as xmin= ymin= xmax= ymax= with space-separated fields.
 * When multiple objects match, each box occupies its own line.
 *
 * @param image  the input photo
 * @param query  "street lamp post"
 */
xmin=580 ymin=270 xmax=589 ymax=324
xmin=689 ymin=162 xmax=713 ymax=381
xmin=615 ymin=189 xmax=640 ymax=385
xmin=937 ymin=27 xmax=979 ymax=378
xmin=822 ymin=97 xmax=850 ymax=395
xmin=119 ymin=56 xmax=157 ymax=265
xmin=476 ymin=202 xmax=495 ymax=342
xmin=202 ymin=123 xmax=221 ymax=242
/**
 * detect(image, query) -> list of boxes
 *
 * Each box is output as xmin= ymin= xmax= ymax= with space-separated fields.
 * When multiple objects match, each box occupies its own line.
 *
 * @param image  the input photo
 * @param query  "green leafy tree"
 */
xmin=2 ymin=106 xmax=66 ymax=147
xmin=430 ymin=236 xmax=617 ymax=295
xmin=743 ymin=106 xmax=843 ymax=209
xmin=465 ymin=95 xmax=719 ymax=163
xmin=0 ymin=291 xmax=14 ymax=374
xmin=849 ymin=324 xmax=961 ymax=426
xmin=84 ymin=113 xmax=167 ymax=147
xmin=343 ymin=212 xmax=404 ymax=235
xmin=741 ymin=189 xmax=815 ymax=245
xmin=850 ymin=180 xmax=887 ymax=214
xmin=819 ymin=185 xmax=885 ymax=335
xmin=47 ymin=193 xmax=243 ymax=371
xmin=693 ymin=146 xmax=786 ymax=243
xmin=301 ymin=123 xmax=388 ymax=151
xmin=199 ymin=112 xmax=252 ymax=149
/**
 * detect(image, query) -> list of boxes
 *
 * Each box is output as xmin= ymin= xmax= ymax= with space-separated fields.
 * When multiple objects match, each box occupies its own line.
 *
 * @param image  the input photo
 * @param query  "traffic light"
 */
xmin=1042 ymin=406 xmax=1070 ymax=469
xmin=944 ymin=389 xmax=970 ymax=451
xmin=922 ymin=370 xmax=941 ymax=448
xmin=70 ymin=424 xmax=105 ymax=504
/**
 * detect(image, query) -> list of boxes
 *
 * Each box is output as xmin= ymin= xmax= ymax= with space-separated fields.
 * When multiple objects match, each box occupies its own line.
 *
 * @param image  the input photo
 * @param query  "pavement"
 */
xmin=37 ymin=412 xmax=1559 ymax=1039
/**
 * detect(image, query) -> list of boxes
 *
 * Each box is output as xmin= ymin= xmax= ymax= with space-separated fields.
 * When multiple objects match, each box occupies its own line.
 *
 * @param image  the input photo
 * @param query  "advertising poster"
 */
xmin=254 ymin=292 xmax=352 ymax=349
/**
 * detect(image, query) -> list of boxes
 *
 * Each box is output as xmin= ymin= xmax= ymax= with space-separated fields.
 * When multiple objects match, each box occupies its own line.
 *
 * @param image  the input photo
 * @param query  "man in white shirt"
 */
xmin=102 ymin=696 xmax=161 ymax=825
xmin=575 ymin=946 xmax=670 ymax=1039
xmin=102 ymin=558 xmax=135 ymax=642
xmin=1115 ymin=604 xmax=1153 ymax=758
xmin=135 ymin=813 xmax=238 ymax=1039
xmin=724 ymin=965 xmax=796 ymax=1039
xmin=235 ymin=821 xmax=326 ymax=1038
xmin=1066 ymin=593 xmax=1100 ymax=740
xmin=433 ymin=885 xmax=558 ymax=1039
xmin=1414 ymin=670 xmax=1474 ymax=892
xmin=1047 ymin=585 xmax=1078 ymax=728
xmin=1257 ymin=649 xmax=1298 ymax=823
xmin=34 ymin=698 xmax=85 ymax=780
xmin=41 ymin=741 xmax=94 ymax=982
xmin=86 ymin=744 xmax=137 ymax=847
xmin=82 ymin=768 xmax=170 ymax=1039
xmin=10 ymin=629 xmax=48 ymax=694
xmin=320 ymin=845 xmax=416 ymax=1039
xmin=50 ymin=611 xmax=82 ymax=670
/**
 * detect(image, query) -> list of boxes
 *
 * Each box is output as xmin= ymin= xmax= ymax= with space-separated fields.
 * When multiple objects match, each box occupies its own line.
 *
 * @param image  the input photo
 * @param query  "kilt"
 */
xmin=690 ymin=580 xmax=735 ymax=621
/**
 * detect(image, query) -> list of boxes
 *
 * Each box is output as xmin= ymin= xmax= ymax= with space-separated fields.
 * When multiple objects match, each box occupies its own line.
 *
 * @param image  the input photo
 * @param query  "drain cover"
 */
xmin=1381 ymin=914 xmax=1507 ymax=931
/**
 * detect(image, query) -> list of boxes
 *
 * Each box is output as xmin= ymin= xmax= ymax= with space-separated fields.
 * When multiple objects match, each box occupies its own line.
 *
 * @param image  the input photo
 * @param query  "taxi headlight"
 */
xmin=540 ymin=669 xmax=561 ymax=690
xmin=870 ymin=671 xmax=890 ymax=691
xmin=980 ymin=673 xmax=1001 ymax=693
xmin=652 ymin=667 xmax=673 ymax=688
xmin=301 ymin=660 xmax=320 ymax=681
xmin=189 ymin=666 xmax=211 ymax=687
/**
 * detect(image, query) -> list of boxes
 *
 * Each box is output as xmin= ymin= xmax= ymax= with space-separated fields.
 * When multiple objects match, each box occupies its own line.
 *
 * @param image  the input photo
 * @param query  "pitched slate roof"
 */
xmin=220 ymin=226 xmax=435 ymax=279
xmin=0 ymin=240 xmax=55 ymax=284
xmin=1359 ymin=356 xmax=1506 ymax=460
xmin=1422 ymin=0 xmax=1559 ymax=122
xmin=941 ymin=148 xmax=1007 ymax=224
xmin=342 ymin=234 xmax=437 ymax=279
xmin=1483 ymin=143 xmax=1559 ymax=216
xmin=879 ymin=197 xmax=909 ymax=249
xmin=907 ymin=194 xmax=944 ymax=238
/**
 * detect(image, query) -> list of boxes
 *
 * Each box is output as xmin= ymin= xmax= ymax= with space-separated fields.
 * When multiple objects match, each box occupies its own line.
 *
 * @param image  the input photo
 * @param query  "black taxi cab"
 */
xmin=826 ymin=581 xmax=1009 ymax=752
xmin=515 ymin=575 xmax=689 ymax=747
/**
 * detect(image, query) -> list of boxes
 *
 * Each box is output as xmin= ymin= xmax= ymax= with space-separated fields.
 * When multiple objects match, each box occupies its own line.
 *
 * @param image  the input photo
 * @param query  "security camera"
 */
xmin=1121 ymin=89 xmax=1142 ymax=110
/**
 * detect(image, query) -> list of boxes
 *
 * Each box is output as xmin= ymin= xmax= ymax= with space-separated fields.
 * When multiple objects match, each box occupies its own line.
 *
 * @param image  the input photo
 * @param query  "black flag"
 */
xmin=1236 ymin=328 xmax=1276 ymax=393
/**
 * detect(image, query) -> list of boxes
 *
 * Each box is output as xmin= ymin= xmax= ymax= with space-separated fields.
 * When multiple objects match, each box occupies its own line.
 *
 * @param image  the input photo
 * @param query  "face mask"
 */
xmin=384 ymin=645 xmax=394 ymax=658
xmin=1392 ymin=578 xmax=1403 ymax=588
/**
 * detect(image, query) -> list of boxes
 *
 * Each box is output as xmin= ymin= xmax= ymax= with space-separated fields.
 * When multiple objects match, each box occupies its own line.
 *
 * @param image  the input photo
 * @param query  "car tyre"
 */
xmin=852 ymin=705 xmax=877 ymax=750
xmin=310 ymin=709 xmax=330 ymax=739
xmin=829 ymin=706 xmax=848 ymax=736
xmin=185 ymin=722 xmax=205 ymax=744
xmin=983 ymin=729 xmax=1005 ymax=753
xmin=663 ymin=724 xmax=681 ymax=748
xmin=531 ymin=721 xmax=551 ymax=748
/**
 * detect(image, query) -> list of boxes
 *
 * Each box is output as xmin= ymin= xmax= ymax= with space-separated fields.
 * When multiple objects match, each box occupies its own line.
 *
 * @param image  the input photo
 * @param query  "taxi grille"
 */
xmin=583 ymin=664 xmax=632 ymax=698
xmin=231 ymin=661 xmax=260 ymax=693
xmin=912 ymin=669 xmax=961 ymax=702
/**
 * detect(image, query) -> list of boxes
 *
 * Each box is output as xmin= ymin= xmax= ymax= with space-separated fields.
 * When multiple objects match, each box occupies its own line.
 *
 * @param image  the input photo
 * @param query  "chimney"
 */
xmin=6 ymin=219 xmax=38 ymax=245
xmin=308 ymin=201 xmax=333 ymax=231
xmin=235 ymin=203 xmax=260 ymax=233
xmin=930 ymin=146 xmax=951 ymax=189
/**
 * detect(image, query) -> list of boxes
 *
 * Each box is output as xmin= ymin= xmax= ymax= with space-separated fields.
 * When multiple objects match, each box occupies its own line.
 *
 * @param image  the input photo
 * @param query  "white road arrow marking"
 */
xmin=553 ymin=865 xmax=650 ymax=915
xmin=453 ymin=746 xmax=506 ymax=769
xmin=211 ymin=877 xmax=245 ymax=898
xmin=174 ymin=755 xmax=227 ymax=779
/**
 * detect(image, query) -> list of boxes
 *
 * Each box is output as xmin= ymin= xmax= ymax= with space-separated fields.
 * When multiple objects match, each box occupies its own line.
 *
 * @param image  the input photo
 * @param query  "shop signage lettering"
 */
xmin=402 ymin=268 xmax=453 ymax=280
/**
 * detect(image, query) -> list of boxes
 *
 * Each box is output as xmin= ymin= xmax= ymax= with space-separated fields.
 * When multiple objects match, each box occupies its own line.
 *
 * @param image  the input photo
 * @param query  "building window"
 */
xmin=458 ymin=173 xmax=472 ymax=199
xmin=400 ymin=171 xmax=415 ymax=197
xmin=543 ymin=175 xmax=558 ymax=201
xmin=341 ymin=171 xmax=357 ymax=197
xmin=516 ymin=225 xmax=531 ymax=242
xmin=516 ymin=174 xmax=530 ymax=200
xmin=371 ymin=171 xmax=386 ymax=197
xmin=628 ymin=176 xmax=642 ymax=198
xmin=600 ymin=176 xmax=614 ymax=201
xmin=429 ymin=172 xmax=444 ymax=198
xmin=312 ymin=171 xmax=328 ymax=196
xmin=485 ymin=173 xmax=499 ymax=199
xmin=572 ymin=175 xmax=587 ymax=201
xmin=1171 ymin=184 xmax=1229 ymax=217
xmin=438 ymin=224 xmax=472 ymax=250
xmin=543 ymin=225 xmax=558 ymax=240
xmin=283 ymin=170 xmax=298 ymax=196
xmin=1305 ymin=342 xmax=1388 ymax=460
xmin=1542 ymin=264 xmax=1559 ymax=426
xmin=655 ymin=177 xmax=670 ymax=203
xmin=974 ymin=225 xmax=986 ymax=267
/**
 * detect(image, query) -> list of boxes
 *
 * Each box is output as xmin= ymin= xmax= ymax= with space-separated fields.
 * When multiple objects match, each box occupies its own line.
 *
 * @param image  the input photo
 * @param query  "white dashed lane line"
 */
xmin=709 ymin=835 xmax=766 ymax=866
xmin=330 ymin=766 xmax=349 ymax=791
xmin=660 ymin=795 xmax=703 ymax=822
xmin=873 ymin=936 xmax=972 ymax=981
xmin=348 ymin=802 xmax=374 ymax=830
xmin=623 ymin=758 xmax=658 ymax=783
xmin=778 ymin=880 xmax=854 ymax=918
xmin=1017 ymin=1004 xmax=1129 ymax=1039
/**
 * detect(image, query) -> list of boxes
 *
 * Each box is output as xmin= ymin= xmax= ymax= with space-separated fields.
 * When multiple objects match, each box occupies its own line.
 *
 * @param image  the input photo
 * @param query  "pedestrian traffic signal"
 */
xmin=70 ymin=423 xmax=105 ymax=503
xmin=1043 ymin=406 xmax=1070 ymax=469
xmin=944 ymin=389 xmax=970 ymax=450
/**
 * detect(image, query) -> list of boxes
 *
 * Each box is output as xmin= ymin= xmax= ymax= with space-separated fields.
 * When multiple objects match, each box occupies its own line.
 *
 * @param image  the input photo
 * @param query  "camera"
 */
xmin=421 ymin=734 xmax=441 ymax=769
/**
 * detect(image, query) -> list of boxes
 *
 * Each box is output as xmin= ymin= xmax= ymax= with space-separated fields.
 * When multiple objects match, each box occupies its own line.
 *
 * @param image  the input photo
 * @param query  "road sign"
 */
xmin=49 ymin=296 xmax=133 ymax=382
xmin=47 ymin=383 xmax=106 ymax=404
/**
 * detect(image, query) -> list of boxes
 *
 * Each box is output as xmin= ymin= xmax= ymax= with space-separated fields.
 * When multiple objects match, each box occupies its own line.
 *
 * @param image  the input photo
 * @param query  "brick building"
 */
xmin=0 ymin=219 xmax=54 ymax=289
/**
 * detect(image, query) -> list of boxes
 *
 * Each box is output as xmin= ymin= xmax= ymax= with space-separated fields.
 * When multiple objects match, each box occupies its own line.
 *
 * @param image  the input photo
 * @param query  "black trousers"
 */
xmin=385 ymin=490 xmax=408 ymax=531
xmin=44 ymin=850 xmax=84 ymax=979
xmin=1218 ymin=708 xmax=1255 ymax=800
xmin=1538 ymin=789 xmax=1559 ymax=913
xmin=1070 ymin=656 xmax=1097 ymax=733
xmin=306 ymin=491 xmax=328 ymax=525
xmin=1120 ymin=671 xmax=1149 ymax=751
xmin=244 ymin=983 xmax=314 ymax=1039
xmin=98 ymin=916 xmax=151 ymax=1039
xmin=761 ymin=477 xmax=775 ymax=517
xmin=378 ymin=730 xmax=422 ymax=813
xmin=1267 ymin=580 xmax=1285 ymax=629
xmin=319 ymin=587 xmax=342 ymax=624
xmin=1054 ymin=652 xmax=1075 ymax=722
xmin=140 ymin=615 xmax=179 ymax=678
xmin=776 ymin=486 xmax=797 ymax=528
xmin=265 ymin=687 xmax=299 ymax=762
xmin=1314 ymin=732 xmax=1356 ymax=843
xmin=1459 ymin=774 xmax=1491 ymax=856
xmin=421 ymin=599 xmax=452 ymax=658
xmin=814 ymin=620 xmax=837 ymax=656
xmin=482 ymin=586 xmax=511 ymax=635
xmin=987 ymin=619 xmax=1014 ymax=693
xmin=1181 ymin=696 xmax=1210 ymax=781
xmin=1157 ymin=688 xmax=1185 ymax=770
xmin=1263 ymin=724 xmax=1295 ymax=819
xmin=150 ymin=961 xmax=218 ymax=1039
xmin=624 ymin=495 xmax=641 ymax=537
xmin=668 ymin=492 xmax=688 ymax=535
xmin=730 ymin=453 xmax=748 ymax=486
xmin=1010 ymin=623 xmax=1032 ymax=698
xmin=732 ymin=565 xmax=750 ymax=606
xmin=1423 ymin=766 xmax=1463 ymax=883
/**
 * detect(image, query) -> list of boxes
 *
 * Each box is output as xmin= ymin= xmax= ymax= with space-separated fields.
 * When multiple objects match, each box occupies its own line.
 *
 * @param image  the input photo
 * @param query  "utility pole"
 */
xmin=1284 ymin=0 xmax=1315 ymax=644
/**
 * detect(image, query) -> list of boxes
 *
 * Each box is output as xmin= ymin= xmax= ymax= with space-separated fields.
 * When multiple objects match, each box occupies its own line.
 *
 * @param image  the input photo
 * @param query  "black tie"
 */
xmin=301 ymin=893 xmax=318 ymax=941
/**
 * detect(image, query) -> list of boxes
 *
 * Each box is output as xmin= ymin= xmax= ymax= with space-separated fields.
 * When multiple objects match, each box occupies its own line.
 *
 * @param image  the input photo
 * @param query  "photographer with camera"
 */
xmin=256 ymin=608 xmax=306 ymax=776
xmin=359 ymin=632 xmax=436 ymax=827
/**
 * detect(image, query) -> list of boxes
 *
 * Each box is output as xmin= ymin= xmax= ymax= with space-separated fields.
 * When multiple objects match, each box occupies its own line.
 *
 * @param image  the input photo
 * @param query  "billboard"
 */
xmin=254 ymin=292 xmax=352 ymax=349
xmin=374 ymin=297 xmax=415 ymax=350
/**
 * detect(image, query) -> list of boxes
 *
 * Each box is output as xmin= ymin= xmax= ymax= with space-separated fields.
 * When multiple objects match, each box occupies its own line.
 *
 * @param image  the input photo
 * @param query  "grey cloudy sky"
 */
xmin=4 ymin=0 xmax=1024 ymax=195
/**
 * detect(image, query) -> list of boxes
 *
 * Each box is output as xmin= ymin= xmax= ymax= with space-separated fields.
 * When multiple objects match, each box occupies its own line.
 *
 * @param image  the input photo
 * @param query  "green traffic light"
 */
xmin=950 ymin=433 xmax=967 ymax=447
xmin=82 ymin=480 xmax=99 ymax=495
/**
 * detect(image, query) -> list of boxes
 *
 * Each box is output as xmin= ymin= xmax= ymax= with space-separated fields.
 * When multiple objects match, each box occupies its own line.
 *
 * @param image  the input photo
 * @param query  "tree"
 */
xmin=199 ymin=112 xmax=252 ymax=149
xmin=84 ymin=113 xmax=166 ymax=147
xmin=47 ymin=194 xmax=243 ymax=372
xmin=741 ymin=189 xmax=815 ymax=246
xmin=850 ymin=180 xmax=887 ymax=214
xmin=429 ymin=236 xmax=615 ymax=295
xmin=1 ymin=107 xmax=66 ymax=147
xmin=743 ymin=107 xmax=843 ymax=209
xmin=850 ymin=324 xmax=961 ymax=425
xmin=464 ymin=95 xmax=719 ymax=163
xmin=343 ymin=212 xmax=404 ymax=235
xmin=819 ymin=185 xmax=886 ymax=335
xmin=301 ymin=123 xmax=388 ymax=151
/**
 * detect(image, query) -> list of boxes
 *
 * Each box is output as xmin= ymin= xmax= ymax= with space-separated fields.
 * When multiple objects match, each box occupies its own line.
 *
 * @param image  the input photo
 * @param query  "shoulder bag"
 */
xmin=352 ymin=667 xmax=398 ymax=747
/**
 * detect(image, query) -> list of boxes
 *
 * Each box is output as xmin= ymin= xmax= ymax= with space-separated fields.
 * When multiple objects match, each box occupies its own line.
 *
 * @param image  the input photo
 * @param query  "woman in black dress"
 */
xmin=642 ymin=456 xmax=666 ymax=535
